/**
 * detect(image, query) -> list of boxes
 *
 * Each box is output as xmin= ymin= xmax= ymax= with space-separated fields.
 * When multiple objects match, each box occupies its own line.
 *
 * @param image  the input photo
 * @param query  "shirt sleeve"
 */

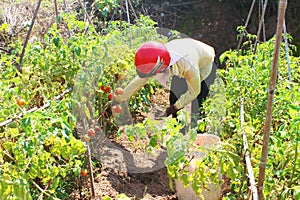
xmin=114 ymin=76 xmax=149 ymax=103
xmin=173 ymin=65 xmax=201 ymax=109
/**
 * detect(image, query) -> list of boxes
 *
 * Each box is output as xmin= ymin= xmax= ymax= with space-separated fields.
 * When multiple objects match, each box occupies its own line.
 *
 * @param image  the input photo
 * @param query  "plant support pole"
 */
xmin=257 ymin=0 xmax=287 ymax=199
xmin=19 ymin=0 xmax=43 ymax=73
xmin=240 ymin=99 xmax=258 ymax=200
xmin=125 ymin=0 xmax=132 ymax=49
xmin=237 ymin=0 xmax=256 ymax=51
xmin=282 ymin=19 xmax=292 ymax=83
xmin=253 ymin=0 xmax=268 ymax=54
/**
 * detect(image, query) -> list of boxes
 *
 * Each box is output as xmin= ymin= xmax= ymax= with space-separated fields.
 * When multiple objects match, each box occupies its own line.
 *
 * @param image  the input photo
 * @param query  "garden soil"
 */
xmin=70 ymin=89 xmax=230 ymax=200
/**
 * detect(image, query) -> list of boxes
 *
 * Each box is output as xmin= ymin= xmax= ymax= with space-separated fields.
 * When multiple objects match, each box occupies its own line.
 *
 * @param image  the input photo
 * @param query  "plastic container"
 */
xmin=175 ymin=134 xmax=222 ymax=200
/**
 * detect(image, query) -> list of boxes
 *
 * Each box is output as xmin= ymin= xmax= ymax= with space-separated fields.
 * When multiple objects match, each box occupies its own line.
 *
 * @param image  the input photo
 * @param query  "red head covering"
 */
xmin=135 ymin=41 xmax=171 ymax=77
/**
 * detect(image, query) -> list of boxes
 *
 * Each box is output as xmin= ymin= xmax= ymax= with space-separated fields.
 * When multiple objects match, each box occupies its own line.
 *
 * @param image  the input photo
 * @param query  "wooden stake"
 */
xmin=257 ymin=0 xmax=288 ymax=199
xmin=125 ymin=0 xmax=132 ymax=49
xmin=86 ymin=143 xmax=96 ymax=198
xmin=237 ymin=0 xmax=256 ymax=51
xmin=240 ymin=99 xmax=258 ymax=200
xmin=77 ymin=0 xmax=98 ymax=35
xmin=19 ymin=0 xmax=43 ymax=73
xmin=54 ymin=0 xmax=58 ymax=21
xmin=253 ymin=0 xmax=269 ymax=54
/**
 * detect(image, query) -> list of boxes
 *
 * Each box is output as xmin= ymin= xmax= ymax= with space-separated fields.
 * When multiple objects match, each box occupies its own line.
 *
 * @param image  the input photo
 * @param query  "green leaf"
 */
xmin=149 ymin=137 xmax=158 ymax=148
xmin=53 ymin=37 xmax=60 ymax=48
xmin=57 ymin=15 xmax=62 ymax=23
xmin=21 ymin=117 xmax=31 ymax=133
xmin=117 ymin=193 xmax=131 ymax=200
xmin=293 ymin=186 xmax=300 ymax=200
xmin=180 ymin=173 xmax=189 ymax=187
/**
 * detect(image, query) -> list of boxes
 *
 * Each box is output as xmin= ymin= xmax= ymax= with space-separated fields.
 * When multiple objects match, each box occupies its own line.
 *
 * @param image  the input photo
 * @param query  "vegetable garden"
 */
xmin=0 ymin=0 xmax=299 ymax=199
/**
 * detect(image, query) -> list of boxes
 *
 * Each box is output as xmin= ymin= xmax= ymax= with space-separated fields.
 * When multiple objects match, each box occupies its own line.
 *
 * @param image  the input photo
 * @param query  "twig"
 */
xmin=19 ymin=0 xmax=43 ymax=73
xmin=237 ymin=0 xmax=256 ymax=51
xmin=0 ymin=88 xmax=72 ymax=128
xmin=240 ymin=99 xmax=258 ymax=200
xmin=257 ymin=0 xmax=288 ymax=199
xmin=37 ymin=179 xmax=53 ymax=200
xmin=30 ymin=180 xmax=52 ymax=198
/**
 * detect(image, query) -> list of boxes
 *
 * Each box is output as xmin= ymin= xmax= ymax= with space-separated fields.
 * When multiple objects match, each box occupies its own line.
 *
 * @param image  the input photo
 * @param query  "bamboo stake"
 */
xmin=261 ymin=0 xmax=266 ymax=42
xmin=240 ymin=99 xmax=258 ymax=200
xmin=128 ymin=0 xmax=138 ymax=20
xmin=77 ymin=0 xmax=98 ymax=35
xmin=257 ymin=0 xmax=288 ymax=199
xmin=282 ymin=19 xmax=292 ymax=83
xmin=282 ymin=19 xmax=294 ymax=100
xmin=125 ymin=0 xmax=132 ymax=49
xmin=237 ymin=0 xmax=256 ymax=51
xmin=253 ymin=0 xmax=268 ymax=54
xmin=54 ymin=0 xmax=58 ymax=21
xmin=86 ymin=143 xmax=96 ymax=197
xmin=19 ymin=0 xmax=43 ymax=73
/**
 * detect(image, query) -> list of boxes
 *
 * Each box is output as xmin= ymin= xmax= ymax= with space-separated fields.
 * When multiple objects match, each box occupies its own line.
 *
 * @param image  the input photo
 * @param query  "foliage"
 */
xmin=214 ymin=33 xmax=300 ymax=199
xmin=0 ymin=11 xmax=170 ymax=198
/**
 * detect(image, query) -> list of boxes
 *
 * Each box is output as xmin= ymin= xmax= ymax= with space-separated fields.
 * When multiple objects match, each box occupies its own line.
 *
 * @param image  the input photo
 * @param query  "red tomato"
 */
xmin=100 ymin=85 xmax=105 ymax=91
xmin=108 ymin=93 xmax=113 ymax=100
xmin=87 ymin=128 xmax=95 ymax=137
xmin=95 ymin=126 xmax=100 ymax=132
xmin=16 ymin=99 xmax=25 ymax=106
xmin=80 ymin=169 xmax=88 ymax=177
xmin=112 ymin=105 xmax=122 ymax=114
xmin=105 ymin=86 xmax=111 ymax=93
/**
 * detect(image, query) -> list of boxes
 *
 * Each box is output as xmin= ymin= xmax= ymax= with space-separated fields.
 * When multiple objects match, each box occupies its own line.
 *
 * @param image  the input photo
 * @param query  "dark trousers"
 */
xmin=169 ymin=76 xmax=209 ymax=128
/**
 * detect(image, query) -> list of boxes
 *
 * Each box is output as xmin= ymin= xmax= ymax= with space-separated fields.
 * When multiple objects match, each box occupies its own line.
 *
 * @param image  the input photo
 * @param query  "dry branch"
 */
xmin=257 ymin=0 xmax=288 ymax=199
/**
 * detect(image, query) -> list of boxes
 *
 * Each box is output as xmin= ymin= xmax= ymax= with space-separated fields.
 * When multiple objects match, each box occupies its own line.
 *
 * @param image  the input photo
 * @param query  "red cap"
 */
xmin=135 ymin=41 xmax=171 ymax=76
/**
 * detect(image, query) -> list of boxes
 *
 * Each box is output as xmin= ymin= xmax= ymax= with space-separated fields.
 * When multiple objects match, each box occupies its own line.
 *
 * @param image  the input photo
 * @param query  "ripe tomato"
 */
xmin=80 ymin=169 xmax=88 ymax=177
xmin=87 ymin=128 xmax=95 ymax=137
xmin=16 ymin=98 xmax=25 ymax=106
xmin=95 ymin=126 xmax=100 ymax=132
xmin=100 ymin=85 xmax=105 ymax=91
xmin=105 ymin=86 xmax=111 ymax=93
xmin=112 ymin=105 xmax=122 ymax=114
xmin=108 ymin=93 xmax=113 ymax=100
